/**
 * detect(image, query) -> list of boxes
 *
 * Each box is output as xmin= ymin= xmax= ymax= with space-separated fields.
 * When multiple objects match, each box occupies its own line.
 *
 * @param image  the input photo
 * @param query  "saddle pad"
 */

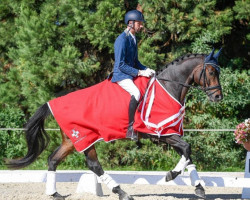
xmin=48 ymin=77 xmax=184 ymax=152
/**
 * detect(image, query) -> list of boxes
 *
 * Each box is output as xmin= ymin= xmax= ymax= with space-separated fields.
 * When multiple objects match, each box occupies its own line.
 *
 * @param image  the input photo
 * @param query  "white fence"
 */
xmin=0 ymin=170 xmax=246 ymax=187
xmin=0 ymin=170 xmax=249 ymax=197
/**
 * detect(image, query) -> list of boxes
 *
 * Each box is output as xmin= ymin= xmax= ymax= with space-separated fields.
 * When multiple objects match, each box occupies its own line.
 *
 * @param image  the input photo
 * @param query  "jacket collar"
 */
xmin=124 ymin=29 xmax=136 ymax=46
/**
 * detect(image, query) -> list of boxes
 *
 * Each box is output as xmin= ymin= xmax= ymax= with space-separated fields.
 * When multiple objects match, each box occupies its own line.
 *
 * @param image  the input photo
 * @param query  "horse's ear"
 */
xmin=214 ymin=48 xmax=222 ymax=60
xmin=206 ymin=48 xmax=215 ymax=61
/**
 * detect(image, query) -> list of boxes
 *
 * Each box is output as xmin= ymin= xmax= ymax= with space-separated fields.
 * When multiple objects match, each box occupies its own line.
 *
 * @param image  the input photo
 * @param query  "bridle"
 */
xmin=157 ymin=62 xmax=222 ymax=97
xmin=198 ymin=62 xmax=222 ymax=96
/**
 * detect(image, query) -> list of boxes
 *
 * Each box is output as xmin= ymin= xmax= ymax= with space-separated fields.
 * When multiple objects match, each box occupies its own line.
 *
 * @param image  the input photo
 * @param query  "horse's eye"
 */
xmin=209 ymin=71 xmax=215 ymax=76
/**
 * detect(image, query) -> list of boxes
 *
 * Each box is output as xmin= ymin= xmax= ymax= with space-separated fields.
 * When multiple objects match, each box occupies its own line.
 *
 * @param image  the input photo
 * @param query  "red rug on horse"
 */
xmin=48 ymin=77 xmax=184 ymax=152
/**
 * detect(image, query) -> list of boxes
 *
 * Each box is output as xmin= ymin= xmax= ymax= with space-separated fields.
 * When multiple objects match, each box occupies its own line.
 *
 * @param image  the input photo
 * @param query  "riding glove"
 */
xmin=138 ymin=68 xmax=155 ymax=77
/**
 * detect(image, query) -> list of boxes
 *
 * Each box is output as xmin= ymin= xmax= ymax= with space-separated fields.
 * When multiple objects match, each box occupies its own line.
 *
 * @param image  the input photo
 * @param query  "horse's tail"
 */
xmin=6 ymin=103 xmax=51 ymax=169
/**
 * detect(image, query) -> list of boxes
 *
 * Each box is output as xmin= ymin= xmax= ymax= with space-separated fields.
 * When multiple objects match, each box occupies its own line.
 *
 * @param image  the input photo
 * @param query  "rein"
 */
xmin=157 ymin=62 xmax=221 ymax=96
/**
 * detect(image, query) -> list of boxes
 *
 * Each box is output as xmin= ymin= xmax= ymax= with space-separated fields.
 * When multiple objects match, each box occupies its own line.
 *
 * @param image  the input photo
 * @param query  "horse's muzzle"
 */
xmin=209 ymin=93 xmax=223 ymax=102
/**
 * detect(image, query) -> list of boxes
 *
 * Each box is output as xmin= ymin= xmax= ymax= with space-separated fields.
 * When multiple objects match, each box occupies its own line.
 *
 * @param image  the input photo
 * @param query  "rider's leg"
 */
xmin=127 ymin=95 xmax=138 ymax=139
xmin=117 ymin=79 xmax=140 ymax=140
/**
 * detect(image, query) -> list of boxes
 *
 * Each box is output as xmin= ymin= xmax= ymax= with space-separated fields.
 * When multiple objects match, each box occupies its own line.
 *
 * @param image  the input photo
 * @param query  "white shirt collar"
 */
xmin=125 ymin=28 xmax=136 ymax=44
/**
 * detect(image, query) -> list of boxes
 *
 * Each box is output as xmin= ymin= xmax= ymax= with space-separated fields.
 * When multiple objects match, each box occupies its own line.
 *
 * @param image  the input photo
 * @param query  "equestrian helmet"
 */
xmin=124 ymin=10 xmax=145 ymax=24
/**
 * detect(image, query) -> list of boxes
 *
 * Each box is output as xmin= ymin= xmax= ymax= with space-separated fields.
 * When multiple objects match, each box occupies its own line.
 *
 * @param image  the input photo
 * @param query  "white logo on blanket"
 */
xmin=71 ymin=129 xmax=80 ymax=138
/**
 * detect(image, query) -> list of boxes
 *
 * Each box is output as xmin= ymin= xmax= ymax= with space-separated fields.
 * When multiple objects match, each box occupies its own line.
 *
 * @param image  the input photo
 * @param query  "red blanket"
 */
xmin=48 ymin=77 xmax=184 ymax=152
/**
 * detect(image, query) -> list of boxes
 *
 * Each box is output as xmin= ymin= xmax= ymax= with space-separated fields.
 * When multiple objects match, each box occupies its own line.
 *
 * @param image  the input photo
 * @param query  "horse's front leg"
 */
xmin=164 ymin=134 xmax=191 ymax=181
xmin=84 ymin=145 xmax=134 ymax=200
xmin=164 ymin=135 xmax=205 ymax=199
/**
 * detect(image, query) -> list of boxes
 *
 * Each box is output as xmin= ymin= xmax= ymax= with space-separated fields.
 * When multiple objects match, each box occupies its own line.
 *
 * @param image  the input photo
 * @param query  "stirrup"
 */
xmin=126 ymin=126 xmax=138 ymax=141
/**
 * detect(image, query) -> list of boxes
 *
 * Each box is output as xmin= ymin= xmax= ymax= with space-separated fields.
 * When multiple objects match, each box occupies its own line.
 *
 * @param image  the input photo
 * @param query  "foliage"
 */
xmin=0 ymin=0 xmax=249 ymax=171
xmin=0 ymin=106 xmax=26 ymax=166
xmin=184 ymin=130 xmax=245 ymax=171
xmin=96 ymin=139 xmax=179 ymax=171
xmin=233 ymin=0 xmax=250 ymax=21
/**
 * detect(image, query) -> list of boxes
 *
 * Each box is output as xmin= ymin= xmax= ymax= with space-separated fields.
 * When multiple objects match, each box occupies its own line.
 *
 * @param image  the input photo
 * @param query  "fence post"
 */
xmin=76 ymin=172 xmax=103 ymax=196
xmin=242 ymin=151 xmax=250 ymax=198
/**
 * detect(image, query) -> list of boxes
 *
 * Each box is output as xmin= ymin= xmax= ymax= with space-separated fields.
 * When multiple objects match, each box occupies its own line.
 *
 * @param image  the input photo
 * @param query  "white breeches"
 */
xmin=117 ymin=79 xmax=140 ymax=101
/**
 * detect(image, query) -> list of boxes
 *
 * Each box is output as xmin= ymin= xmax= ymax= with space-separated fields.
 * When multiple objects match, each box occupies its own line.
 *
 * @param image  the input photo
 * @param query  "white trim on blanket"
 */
xmin=79 ymin=137 xmax=126 ymax=153
xmin=140 ymin=77 xmax=185 ymax=137
xmin=47 ymin=102 xmax=54 ymax=116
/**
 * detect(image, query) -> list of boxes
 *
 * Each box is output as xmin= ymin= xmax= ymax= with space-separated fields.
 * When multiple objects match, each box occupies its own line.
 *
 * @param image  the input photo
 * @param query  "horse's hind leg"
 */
xmin=164 ymin=135 xmax=205 ymax=198
xmin=84 ymin=145 xmax=134 ymax=200
xmin=46 ymin=129 xmax=74 ymax=199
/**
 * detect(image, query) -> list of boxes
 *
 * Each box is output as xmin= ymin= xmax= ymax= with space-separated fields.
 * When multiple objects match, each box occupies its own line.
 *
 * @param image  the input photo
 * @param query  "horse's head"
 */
xmin=193 ymin=48 xmax=223 ymax=102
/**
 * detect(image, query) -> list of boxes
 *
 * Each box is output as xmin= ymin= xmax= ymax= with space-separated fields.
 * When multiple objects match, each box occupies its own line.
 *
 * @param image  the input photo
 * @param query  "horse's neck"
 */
xmin=157 ymin=56 xmax=204 ymax=104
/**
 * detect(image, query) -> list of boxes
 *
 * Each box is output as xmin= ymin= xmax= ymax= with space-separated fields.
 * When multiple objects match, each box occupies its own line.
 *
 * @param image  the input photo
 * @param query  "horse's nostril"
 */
xmin=215 ymin=95 xmax=222 ymax=101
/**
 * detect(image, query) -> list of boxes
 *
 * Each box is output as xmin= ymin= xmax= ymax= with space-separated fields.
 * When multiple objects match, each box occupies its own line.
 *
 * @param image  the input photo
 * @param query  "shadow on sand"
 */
xmin=132 ymin=193 xmax=242 ymax=199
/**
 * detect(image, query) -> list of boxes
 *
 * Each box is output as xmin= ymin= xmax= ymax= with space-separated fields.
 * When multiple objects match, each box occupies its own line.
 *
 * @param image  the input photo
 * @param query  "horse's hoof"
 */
xmin=195 ymin=183 xmax=206 ymax=199
xmin=112 ymin=186 xmax=134 ymax=200
xmin=51 ymin=192 xmax=70 ymax=200
xmin=165 ymin=170 xmax=181 ymax=182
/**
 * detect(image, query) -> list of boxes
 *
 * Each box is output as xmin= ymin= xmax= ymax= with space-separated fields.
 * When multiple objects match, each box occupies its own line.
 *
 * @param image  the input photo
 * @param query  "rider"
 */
xmin=111 ymin=10 xmax=155 ymax=140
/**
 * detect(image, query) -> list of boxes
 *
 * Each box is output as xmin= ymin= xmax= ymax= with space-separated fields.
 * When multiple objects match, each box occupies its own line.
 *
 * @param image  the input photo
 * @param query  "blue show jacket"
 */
xmin=111 ymin=31 xmax=147 ymax=83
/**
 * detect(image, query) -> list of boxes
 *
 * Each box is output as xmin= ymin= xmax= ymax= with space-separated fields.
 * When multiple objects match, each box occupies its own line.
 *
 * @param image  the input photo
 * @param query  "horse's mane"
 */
xmin=166 ymin=54 xmax=206 ymax=67
xmin=157 ymin=53 xmax=206 ymax=74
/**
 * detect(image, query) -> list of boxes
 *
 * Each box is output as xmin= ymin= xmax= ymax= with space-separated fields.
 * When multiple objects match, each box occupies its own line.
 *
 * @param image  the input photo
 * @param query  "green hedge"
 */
xmin=0 ymin=130 xmax=245 ymax=171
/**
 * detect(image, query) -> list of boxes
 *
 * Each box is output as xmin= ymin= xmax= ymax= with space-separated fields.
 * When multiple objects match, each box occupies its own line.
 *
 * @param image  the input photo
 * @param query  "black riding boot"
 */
xmin=126 ymin=95 xmax=138 ymax=140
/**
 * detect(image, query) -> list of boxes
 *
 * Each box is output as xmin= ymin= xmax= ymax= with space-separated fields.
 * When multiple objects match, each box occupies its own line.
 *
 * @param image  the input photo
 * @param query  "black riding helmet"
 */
xmin=124 ymin=10 xmax=145 ymax=24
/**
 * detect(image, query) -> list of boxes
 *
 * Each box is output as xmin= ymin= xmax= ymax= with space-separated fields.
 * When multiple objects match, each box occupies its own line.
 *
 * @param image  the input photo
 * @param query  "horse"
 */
xmin=6 ymin=49 xmax=223 ymax=200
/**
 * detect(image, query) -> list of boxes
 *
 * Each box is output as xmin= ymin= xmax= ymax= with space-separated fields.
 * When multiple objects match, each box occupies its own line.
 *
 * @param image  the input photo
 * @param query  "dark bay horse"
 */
xmin=6 ymin=49 xmax=223 ymax=200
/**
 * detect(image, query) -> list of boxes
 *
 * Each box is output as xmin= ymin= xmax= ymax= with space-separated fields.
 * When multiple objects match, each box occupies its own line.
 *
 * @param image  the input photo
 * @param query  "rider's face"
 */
xmin=128 ymin=21 xmax=144 ymax=34
xmin=134 ymin=21 xmax=143 ymax=33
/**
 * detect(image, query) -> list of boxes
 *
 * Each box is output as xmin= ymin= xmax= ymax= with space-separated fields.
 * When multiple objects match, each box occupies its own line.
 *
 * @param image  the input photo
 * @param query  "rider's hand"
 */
xmin=138 ymin=68 xmax=155 ymax=77
xmin=148 ymin=68 xmax=155 ymax=75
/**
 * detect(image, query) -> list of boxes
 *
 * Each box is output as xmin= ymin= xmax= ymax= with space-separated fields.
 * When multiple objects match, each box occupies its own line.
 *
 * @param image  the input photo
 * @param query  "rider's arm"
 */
xmin=115 ymin=38 xmax=139 ymax=77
